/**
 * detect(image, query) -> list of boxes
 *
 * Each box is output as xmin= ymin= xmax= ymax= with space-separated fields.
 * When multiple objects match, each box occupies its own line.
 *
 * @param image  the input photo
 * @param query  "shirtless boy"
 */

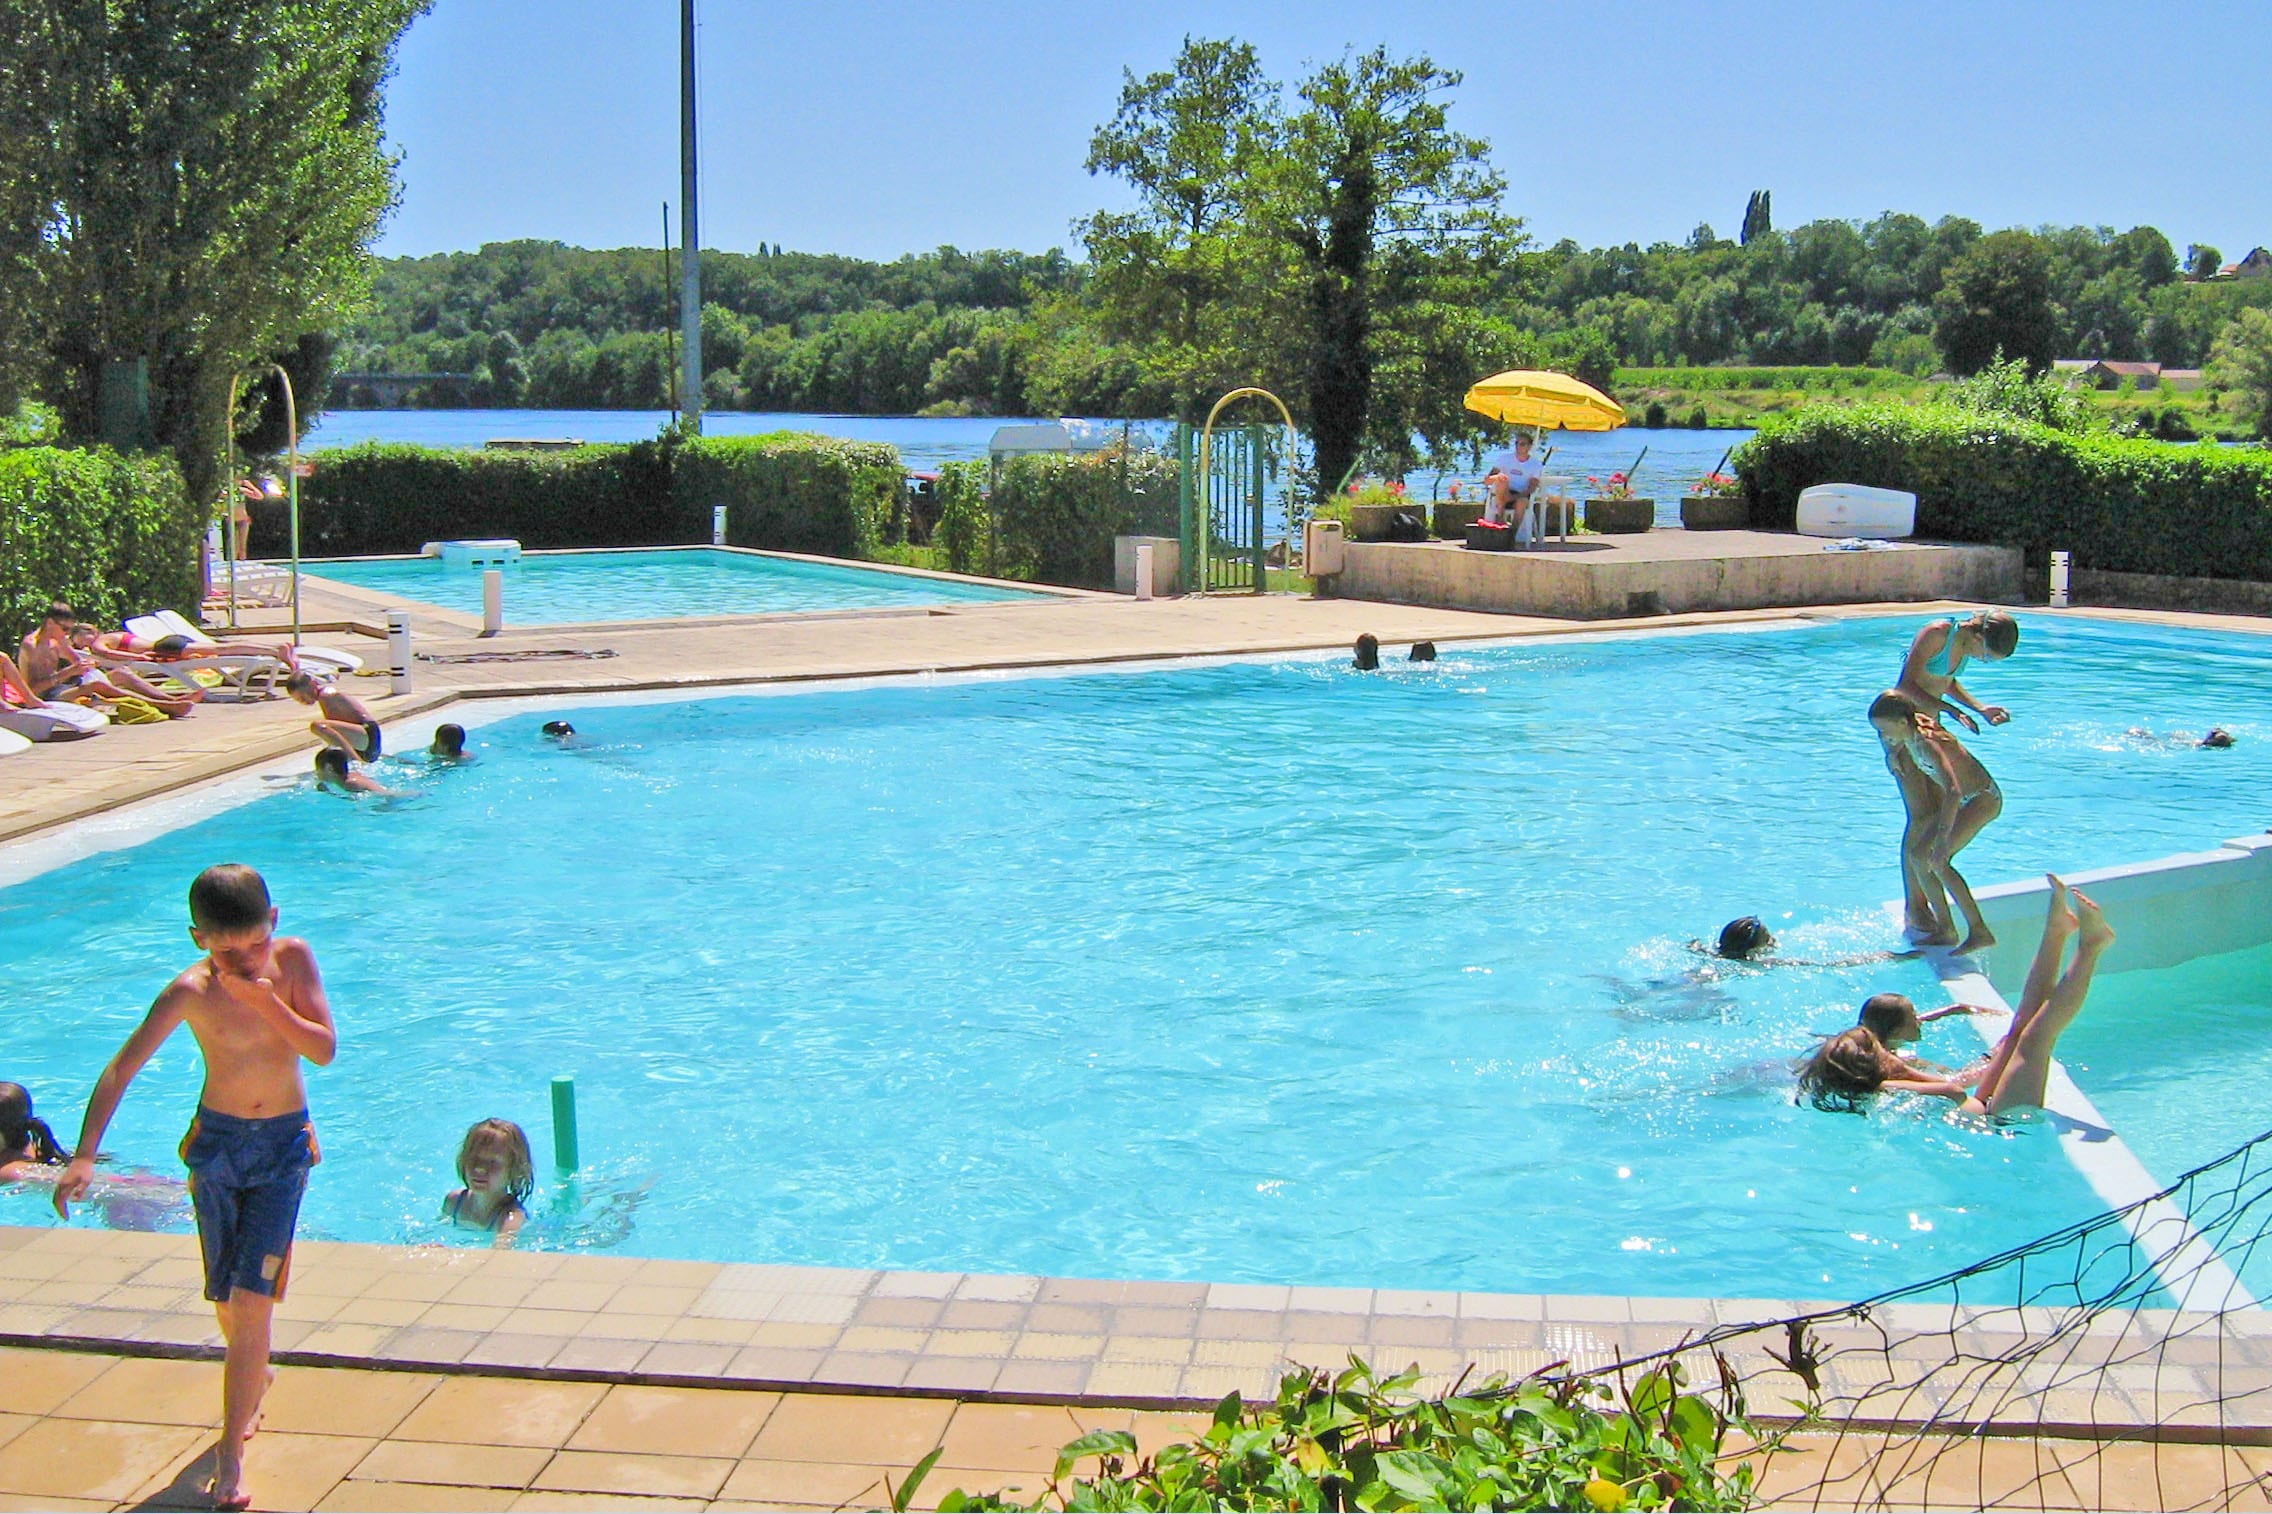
xmin=54 ymin=865 xmax=337 ymax=1511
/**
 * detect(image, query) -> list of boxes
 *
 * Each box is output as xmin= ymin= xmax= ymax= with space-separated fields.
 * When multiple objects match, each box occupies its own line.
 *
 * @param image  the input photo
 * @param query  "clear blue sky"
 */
xmin=376 ymin=0 xmax=2269 ymax=264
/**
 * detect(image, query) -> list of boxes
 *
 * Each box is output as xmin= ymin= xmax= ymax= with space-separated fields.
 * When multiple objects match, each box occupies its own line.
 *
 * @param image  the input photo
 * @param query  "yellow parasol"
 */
xmin=1461 ymin=369 xmax=1626 ymax=431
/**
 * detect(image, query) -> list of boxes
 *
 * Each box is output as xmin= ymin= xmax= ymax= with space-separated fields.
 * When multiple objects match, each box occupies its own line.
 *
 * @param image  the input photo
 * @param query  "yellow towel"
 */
xmin=107 ymin=696 xmax=169 ymax=725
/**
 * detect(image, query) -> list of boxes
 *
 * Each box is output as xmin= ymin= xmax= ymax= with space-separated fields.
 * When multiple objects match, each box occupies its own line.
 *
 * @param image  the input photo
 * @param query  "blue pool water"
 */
xmin=2 ymin=614 xmax=2267 ymax=1299
xmin=305 ymin=547 xmax=1044 ymax=624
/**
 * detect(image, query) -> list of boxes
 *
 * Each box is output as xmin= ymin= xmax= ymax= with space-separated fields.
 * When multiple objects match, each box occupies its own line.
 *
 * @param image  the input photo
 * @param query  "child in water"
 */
xmin=428 ymin=723 xmax=471 ymax=762
xmin=0 ymin=1081 xmax=66 ymax=1181
xmin=314 ymin=748 xmax=407 ymax=798
xmin=1797 ymin=876 xmax=2113 ymax=1118
xmin=445 ymin=1119 xmax=533 ymax=1246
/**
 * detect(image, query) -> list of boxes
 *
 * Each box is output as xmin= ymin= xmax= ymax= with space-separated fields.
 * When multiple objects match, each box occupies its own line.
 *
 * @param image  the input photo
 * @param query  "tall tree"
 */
xmin=1740 ymin=190 xmax=1772 ymax=246
xmin=1933 ymin=230 xmax=2057 ymax=375
xmin=0 ymin=0 xmax=427 ymax=502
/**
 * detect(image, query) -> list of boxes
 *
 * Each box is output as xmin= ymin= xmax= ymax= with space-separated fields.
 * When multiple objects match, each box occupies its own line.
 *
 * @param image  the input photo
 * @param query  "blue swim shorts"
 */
xmin=180 ymin=1107 xmax=315 ymax=1303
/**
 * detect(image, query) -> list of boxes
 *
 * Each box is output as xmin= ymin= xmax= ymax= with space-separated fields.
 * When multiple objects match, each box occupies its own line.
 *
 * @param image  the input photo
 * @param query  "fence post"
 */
xmin=482 ymin=569 xmax=504 ymax=636
xmin=2050 ymin=549 xmax=2071 ymax=608
xmin=1176 ymin=422 xmax=1197 ymax=595
xmin=711 ymin=504 xmax=727 ymax=545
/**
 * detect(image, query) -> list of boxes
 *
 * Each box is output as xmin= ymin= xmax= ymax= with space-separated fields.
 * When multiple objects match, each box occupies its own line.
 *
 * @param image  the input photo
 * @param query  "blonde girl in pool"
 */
xmin=1798 ymin=876 xmax=2114 ymax=1117
xmin=443 ymin=1119 xmax=532 ymax=1247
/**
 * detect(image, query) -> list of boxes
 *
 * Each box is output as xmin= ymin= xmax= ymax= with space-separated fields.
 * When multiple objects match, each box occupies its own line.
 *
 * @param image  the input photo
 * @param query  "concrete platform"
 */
xmin=1327 ymin=529 xmax=2023 ymax=619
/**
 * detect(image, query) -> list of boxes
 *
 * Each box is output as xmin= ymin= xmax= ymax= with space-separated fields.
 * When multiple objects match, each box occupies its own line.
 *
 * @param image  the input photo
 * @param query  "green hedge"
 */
xmin=1 ymin=447 xmax=202 ymax=645
xmin=672 ymin=432 xmax=900 ymax=559
xmin=1734 ymin=405 xmax=2272 ymax=580
xmin=934 ymin=460 xmax=988 ymax=574
xmin=988 ymin=446 xmax=1179 ymax=588
xmin=293 ymin=442 xmax=677 ymax=556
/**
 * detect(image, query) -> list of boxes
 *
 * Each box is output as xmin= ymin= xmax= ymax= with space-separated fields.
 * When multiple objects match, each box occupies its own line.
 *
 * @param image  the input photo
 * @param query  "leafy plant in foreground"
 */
xmin=895 ymin=1354 xmax=1764 ymax=1512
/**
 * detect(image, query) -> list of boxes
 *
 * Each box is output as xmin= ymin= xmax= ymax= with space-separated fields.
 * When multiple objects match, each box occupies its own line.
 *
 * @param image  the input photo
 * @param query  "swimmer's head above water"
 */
xmin=1858 ymin=992 xmax=1922 ymax=1045
xmin=1963 ymin=609 xmax=2020 ymax=661
xmin=2202 ymin=727 xmax=2236 ymax=750
xmin=1353 ymin=635 xmax=1380 ymax=671
xmin=542 ymin=720 xmax=576 ymax=740
xmin=1716 ymin=916 xmax=1775 ymax=959
xmin=1795 ymin=1026 xmax=1907 ymax=1109
xmin=431 ymin=723 xmax=466 ymax=758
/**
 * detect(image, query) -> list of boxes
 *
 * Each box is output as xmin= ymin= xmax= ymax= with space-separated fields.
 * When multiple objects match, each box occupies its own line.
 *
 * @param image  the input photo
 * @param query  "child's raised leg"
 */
xmin=1979 ymin=882 xmax=2115 ymax=1117
xmin=1966 ymin=876 xmax=2077 ymax=1106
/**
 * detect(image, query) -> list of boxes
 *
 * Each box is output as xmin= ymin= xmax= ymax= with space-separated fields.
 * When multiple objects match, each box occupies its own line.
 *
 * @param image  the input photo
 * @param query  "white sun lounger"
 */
xmin=134 ymin=610 xmax=364 ymax=676
xmin=0 ymin=697 xmax=109 ymax=742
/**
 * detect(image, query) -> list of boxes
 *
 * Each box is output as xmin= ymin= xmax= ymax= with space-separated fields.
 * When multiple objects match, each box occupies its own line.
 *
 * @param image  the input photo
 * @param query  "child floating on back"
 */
xmin=445 ymin=1118 xmax=533 ymax=1246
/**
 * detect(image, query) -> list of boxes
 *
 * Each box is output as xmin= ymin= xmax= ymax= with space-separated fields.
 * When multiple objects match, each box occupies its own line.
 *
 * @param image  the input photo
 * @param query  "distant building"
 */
xmin=2161 ymin=368 xmax=2207 ymax=392
xmin=2215 ymin=247 xmax=2272 ymax=279
xmin=2057 ymin=359 xmax=2165 ymax=390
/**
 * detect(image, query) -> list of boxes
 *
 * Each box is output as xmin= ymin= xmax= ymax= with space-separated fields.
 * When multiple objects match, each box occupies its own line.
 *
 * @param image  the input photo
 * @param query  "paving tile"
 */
xmin=954 ymin=1275 xmax=1041 ymax=1304
xmin=393 ymin=1377 xmax=609 ymax=1449
xmin=530 ymin=1449 xmax=735 ymax=1500
xmin=351 ymin=1440 xmax=553 ymax=1490
xmin=566 ymin=1385 xmax=778 ymax=1459
xmin=1368 ymin=1315 xmax=1454 ymax=1348
xmin=0 ymin=1417 xmax=209 ymax=1502
xmin=383 ymin=1327 xmax=486 ymax=1365
xmin=296 ymin=1321 xmax=402 ymax=1359
xmin=440 ymin=1275 xmax=540 ymax=1310
xmin=608 ymin=1284 xmax=702 ymax=1317
xmin=260 ymin=1366 xmax=442 ymax=1437
xmin=53 ymin=1355 xmax=220 ymax=1426
xmin=900 ymin=1356 xmax=1002 ymax=1394
xmin=1011 ymin=1332 xmax=1105 ymax=1361
xmin=0 ymin=1346 xmax=114 ymax=1414
xmin=328 ymin=1294 xmax=431 ymax=1328
xmin=0 ymin=1495 xmax=113 ymax=1511
xmin=464 ymin=1333 xmax=572 ymax=1371
xmin=570 ymin=1311 xmax=681 ymax=1341
xmin=517 ymin=1281 xmax=619 ymax=1314
xmin=938 ymin=1300 xmax=1025 ymax=1332
xmin=1111 ymin=1305 xmax=1200 ymax=1337
xmin=993 ymin=1360 xmax=1091 ymax=1397
xmin=420 ymin=1303 xmax=514 ymax=1334
xmin=1027 ymin=1303 xmax=1109 ymax=1335
xmin=316 ymin=1479 xmax=519 ymax=1511
xmin=546 ymin=1336 xmax=650 ymax=1375
xmin=938 ymin=1402 xmax=1090 ymax=1471
xmin=1098 ymin=1334 xmax=1192 ymax=1365
xmin=627 ymin=1260 xmax=720 ymax=1289
xmin=1286 ymin=1286 xmax=1373 ymax=1314
xmin=854 ymin=1295 xmax=945 ymax=1329
xmin=743 ymin=1321 xmax=842 ymax=1350
xmin=638 ymin=1341 xmax=739 ymax=1378
xmin=747 ymin=1392 xmax=955 ymax=1466
xmin=1194 ymin=1308 xmax=1283 ymax=1342
xmin=1372 ymin=1289 xmax=1458 ymax=1318
xmin=0 ymin=1417 xmax=28 ymax=1454
xmin=713 ymin=1456 xmax=886 ymax=1509
xmin=721 ymin=1346 xmax=825 ymax=1384
xmin=656 ymin=1314 xmax=759 ymax=1345
xmin=835 ymin=1326 xmax=929 ymax=1355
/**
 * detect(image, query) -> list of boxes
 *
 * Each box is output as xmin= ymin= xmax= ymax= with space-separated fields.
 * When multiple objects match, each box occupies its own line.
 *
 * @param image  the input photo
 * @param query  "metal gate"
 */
xmin=1177 ymin=421 xmax=1269 ymax=594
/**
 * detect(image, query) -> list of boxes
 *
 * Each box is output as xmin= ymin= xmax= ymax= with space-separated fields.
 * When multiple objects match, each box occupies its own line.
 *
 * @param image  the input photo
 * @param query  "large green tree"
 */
xmin=2209 ymin=307 xmax=2272 ymax=437
xmin=0 ymin=0 xmax=427 ymax=502
xmin=1932 ymin=229 xmax=2057 ymax=374
xmin=1078 ymin=37 xmax=1518 ymax=497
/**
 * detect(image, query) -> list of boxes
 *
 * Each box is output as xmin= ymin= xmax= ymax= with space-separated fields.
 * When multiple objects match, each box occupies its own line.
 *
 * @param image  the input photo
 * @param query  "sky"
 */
xmin=374 ymin=0 xmax=2271 ymax=265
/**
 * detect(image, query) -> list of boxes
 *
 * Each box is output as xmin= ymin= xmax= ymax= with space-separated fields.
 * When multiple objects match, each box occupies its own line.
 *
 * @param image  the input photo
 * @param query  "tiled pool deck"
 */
xmin=7 ymin=585 xmax=2272 ymax=1505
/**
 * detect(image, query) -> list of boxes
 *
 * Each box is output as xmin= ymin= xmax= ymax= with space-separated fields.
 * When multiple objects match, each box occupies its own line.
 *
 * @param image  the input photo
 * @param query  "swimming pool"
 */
xmin=2 ymin=614 xmax=2266 ymax=1300
xmin=305 ymin=547 xmax=1049 ymax=624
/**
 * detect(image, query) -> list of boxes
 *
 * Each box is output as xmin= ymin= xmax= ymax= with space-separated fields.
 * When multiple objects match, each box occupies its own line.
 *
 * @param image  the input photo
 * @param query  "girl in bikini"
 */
xmin=1869 ymin=687 xmax=1997 ymax=951
xmin=1797 ymin=877 xmax=2113 ymax=1118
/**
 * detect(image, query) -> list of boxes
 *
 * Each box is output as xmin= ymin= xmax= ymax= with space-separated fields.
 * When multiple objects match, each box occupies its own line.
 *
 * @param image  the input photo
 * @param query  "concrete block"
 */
xmin=1114 ymin=536 xmax=1181 ymax=597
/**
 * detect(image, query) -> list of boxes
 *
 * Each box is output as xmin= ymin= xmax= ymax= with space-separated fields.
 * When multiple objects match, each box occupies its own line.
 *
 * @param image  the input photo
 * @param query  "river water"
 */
xmin=304 ymin=410 xmax=1754 ymax=528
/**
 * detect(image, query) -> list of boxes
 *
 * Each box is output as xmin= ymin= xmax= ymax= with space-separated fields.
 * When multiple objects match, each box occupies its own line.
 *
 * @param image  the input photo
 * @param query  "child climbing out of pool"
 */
xmin=288 ymin=670 xmax=380 ymax=760
xmin=1879 ymin=611 xmax=2017 ymax=931
xmin=444 ymin=1119 xmax=532 ymax=1247
xmin=52 ymin=863 xmax=336 ymax=1512
xmin=313 ymin=748 xmax=408 ymax=799
xmin=1797 ymin=877 xmax=2112 ymax=1118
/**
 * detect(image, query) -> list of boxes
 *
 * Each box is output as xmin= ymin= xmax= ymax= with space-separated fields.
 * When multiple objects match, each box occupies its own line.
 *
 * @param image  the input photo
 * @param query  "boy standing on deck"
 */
xmin=54 ymin=864 xmax=336 ymax=1512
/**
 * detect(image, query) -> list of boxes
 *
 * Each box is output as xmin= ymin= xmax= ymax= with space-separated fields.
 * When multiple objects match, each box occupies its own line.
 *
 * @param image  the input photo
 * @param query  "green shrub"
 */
xmin=934 ymin=460 xmax=988 ymax=574
xmin=294 ymin=442 xmax=677 ymax=556
xmin=1734 ymin=404 xmax=2272 ymax=579
xmin=909 ymin=1356 xmax=1759 ymax=1513
xmin=1 ymin=401 xmax=63 ymax=447
xmin=990 ymin=445 xmax=1178 ymax=588
xmin=1 ymin=446 xmax=202 ymax=645
xmin=1687 ymin=406 xmax=1709 ymax=429
xmin=1643 ymin=400 xmax=1669 ymax=428
xmin=673 ymin=432 xmax=900 ymax=558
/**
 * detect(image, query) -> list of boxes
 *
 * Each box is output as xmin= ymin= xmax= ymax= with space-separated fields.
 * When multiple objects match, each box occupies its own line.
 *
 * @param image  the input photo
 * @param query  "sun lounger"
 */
xmin=132 ymin=610 xmax=364 ymax=676
xmin=0 ymin=690 xmax=108 ymax=741
xmin=206 ymin=559 xmax=294 ymax=607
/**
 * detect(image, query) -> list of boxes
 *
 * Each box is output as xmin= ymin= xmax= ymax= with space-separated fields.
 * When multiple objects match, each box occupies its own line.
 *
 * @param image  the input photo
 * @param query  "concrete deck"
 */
xmin=1329 ymin=528 xmax=2023 ymax=619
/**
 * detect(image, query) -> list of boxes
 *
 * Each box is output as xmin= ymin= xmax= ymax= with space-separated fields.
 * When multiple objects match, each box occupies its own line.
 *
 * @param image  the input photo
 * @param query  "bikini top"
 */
xmin=1923 ymin=617 xmax=1961 ymax=679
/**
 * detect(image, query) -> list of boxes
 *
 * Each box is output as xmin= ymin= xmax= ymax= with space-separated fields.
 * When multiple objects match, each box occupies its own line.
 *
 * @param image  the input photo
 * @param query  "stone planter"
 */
xmin=1433 ymin=501 xmax=1484 ymax=538
xmin=1349 ymin=502 xmax=1400 ymax=542
xmin=1679 ymin=494 xmax=1748 ymax=531
xmin=1532 ymin=499 xmax=1576 ymax=537
xmin=1585 ymin=497 xmax=1655 ymax=535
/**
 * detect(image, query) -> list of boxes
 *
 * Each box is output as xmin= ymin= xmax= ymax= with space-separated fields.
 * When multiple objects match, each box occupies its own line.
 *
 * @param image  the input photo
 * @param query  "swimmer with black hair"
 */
xmin=1797 ymin=876 xmax=2112 ymax=1117
xmin=0 ymin=1081 xmax=65 ymax=1182
xmin=1352 ymin=635 xmax=1380 ymax=672
xmin=314 ymin=749 xmax=407 ymax=798
xmin=428 ymin=723 xmax=471 ymax=762
xmin=2201 ymin=728 xmax=2236 ymax=750
xmin=1688 ymin=916 xmax=1912 ymax=967
xmin=542 ymin=720 xmax=577 ymax=740
xmin=1408 ymin=641 xmax=1437 ymax=663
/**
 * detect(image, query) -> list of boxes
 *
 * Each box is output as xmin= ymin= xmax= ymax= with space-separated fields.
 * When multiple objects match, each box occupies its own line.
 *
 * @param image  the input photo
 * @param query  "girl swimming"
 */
xmin=444 ymin=1119 xmax=533 ymax=1246
xmin=1798 ymin=877 xmax=2113 ymax=1119
xmin=0 ymin=1082 xmax=66 ymax=1182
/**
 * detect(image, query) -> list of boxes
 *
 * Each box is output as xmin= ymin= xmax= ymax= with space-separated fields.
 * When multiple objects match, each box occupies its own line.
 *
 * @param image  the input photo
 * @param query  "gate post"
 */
xmin=1176 ymin=422 xmax=1198 ymax=595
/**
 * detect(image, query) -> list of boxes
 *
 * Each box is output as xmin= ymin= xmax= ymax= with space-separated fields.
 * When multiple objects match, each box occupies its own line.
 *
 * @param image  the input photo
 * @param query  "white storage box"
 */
xmin=439 ymin=538 xmax=521 ymax=568
xmin=1796 ymin=484 xmax=1915 ymax=539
